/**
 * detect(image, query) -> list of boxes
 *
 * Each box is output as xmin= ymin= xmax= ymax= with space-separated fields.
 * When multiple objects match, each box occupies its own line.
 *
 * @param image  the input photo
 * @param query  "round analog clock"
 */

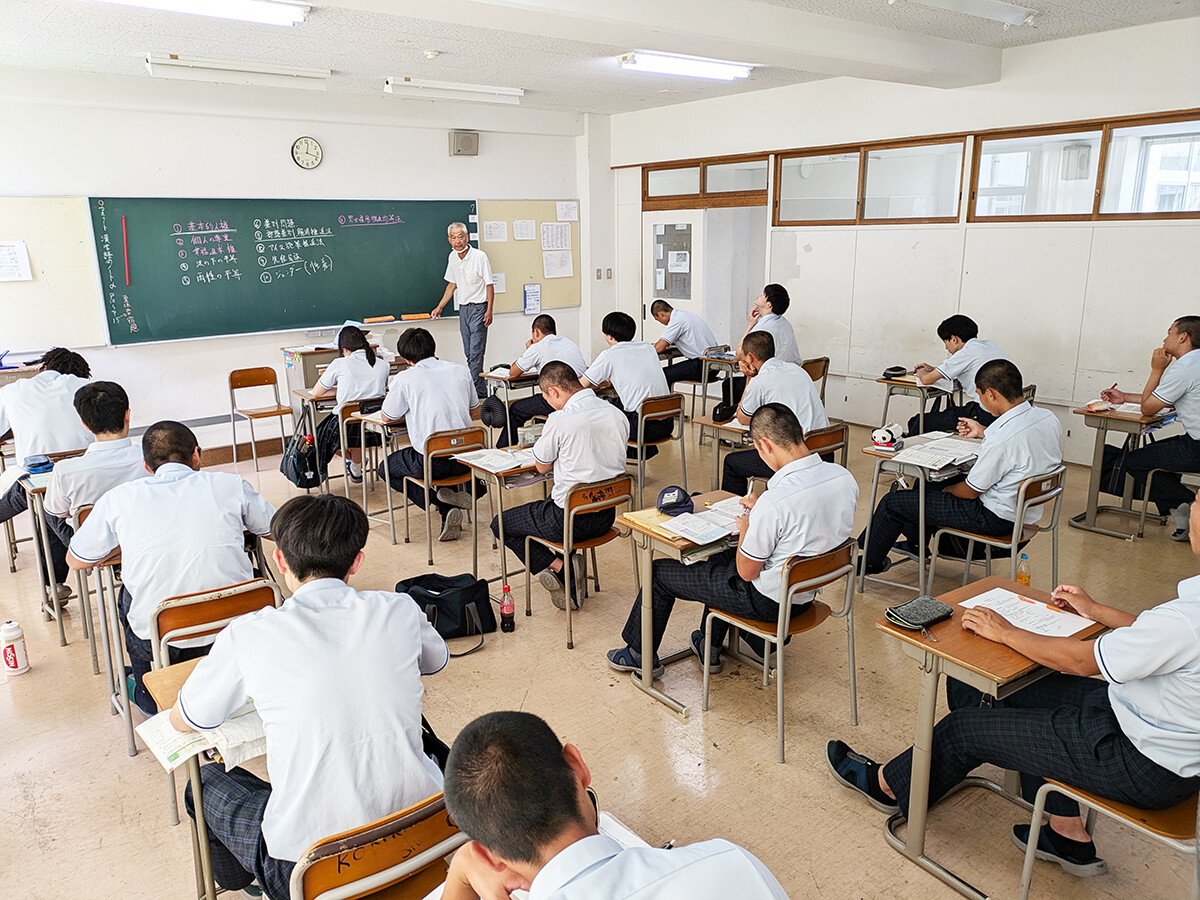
xmin=291 ymin=136 xmax=322 ymax=169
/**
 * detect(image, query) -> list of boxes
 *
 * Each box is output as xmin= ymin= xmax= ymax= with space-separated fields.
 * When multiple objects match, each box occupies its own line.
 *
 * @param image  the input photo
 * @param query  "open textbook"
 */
xmin=135 ymin=699 xmax=266 ymax=773
xmin=657 ymin=496 xmax=745 ymax=545
xmin=892 ymin=436 xmax=980 ymax=471
xmin=453 ymin=448 xmax=536 ymax=474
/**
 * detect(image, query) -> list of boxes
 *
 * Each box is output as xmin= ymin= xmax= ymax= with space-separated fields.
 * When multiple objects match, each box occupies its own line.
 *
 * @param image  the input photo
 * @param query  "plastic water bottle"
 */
xmin=1015 ymin=553 xmax=1031 ymax=587
xmin=500 ymin=585 xmax=515 ymax=632
xmin=2 ymin=620 xmax=29 ymax=675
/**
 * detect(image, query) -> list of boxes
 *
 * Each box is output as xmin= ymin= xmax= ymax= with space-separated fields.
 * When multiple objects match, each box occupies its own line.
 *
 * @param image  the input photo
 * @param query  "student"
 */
xmin=581 ymin=311 xmax=671 ymax=459
xmin=650 ymin=299 xmax=720 ymax=387
xmin=492 ymin=362 xmax=628 ymax=610
xmin=169 ymin=494 xmax=449 ymax=900
xmin=1101 ymin=316 xmax=1200 ymax=540
xmin=0 ymin=347 xmax=93 ymax=598
xmin=721 ymin=331 xmax=829 ymax=495
xmin=42 ymin=381 xmax=149 ymax=571
xmin=859 ymin=360 xmax=1060 ymax=576
xmin=380 ymin=327 xmax=480 ymax=542
xmin=441 ymin=710 xmax=790 ymax=900
xmin=496 ymin=314 xmax=588 ymax=448
xmin=829 ymin=491 xmax=1200 ymax=879
xmin=726 ymin=285 xmax=802 ymax=406
xmin=907 ymin=314 xmax=1006 ymax=435
xmin=310 ymin=325 xmax=390 ymax=483
xmin=608 ymin=404 xmax=857 ymax=675
xmin=66 ymin=421 xmax=275 ymax=715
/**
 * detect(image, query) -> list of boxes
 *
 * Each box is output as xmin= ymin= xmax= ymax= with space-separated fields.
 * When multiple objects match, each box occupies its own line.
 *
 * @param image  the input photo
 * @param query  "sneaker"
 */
xmin=438 ymin=508 xmax=463 ymax=542
xmin=606 ymin=646 xmax=664 ymax=678
xmin=538 ymin=564 xmax=578 ymax=611
xmin=347 ymin=462 xmax=363 ymax=484
xmin=53 ymin=583 xmax=72 ymax=606
xmin=739 ymin=637 xmax=777 ymax=669
xmin=1170 ymin=502 xmax=1190 ymax=542
xmin=826 ymin=740 xmax=901 ymax=814
xmin=690 ymin=630 xmax=723 ymax=673
xmin=437 ymin=487 xmax=473 ymax=510
xmin=855 ymin=555 xmax=891 ymax=578
xmin=240 ymin=883 xmax=265 ymax=898
xmin=1011 ymin=823 xmax=1108 ymax=877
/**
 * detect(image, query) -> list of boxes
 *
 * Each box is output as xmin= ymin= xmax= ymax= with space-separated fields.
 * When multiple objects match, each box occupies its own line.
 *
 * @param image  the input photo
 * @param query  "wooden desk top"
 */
xmin=699 ymin=354 xmax=737 ymax=364
xmin=623 ymin=490 xmax=733 ymax=548
xmin=875 ymin=575 xmax=1105 ymax=686
xmin=877 ymin=374 xmax=952 ymax=391
xmin=1072 ymin=405 xmax=1166 ymax=425
xmin=143 ymin=657 xmax=202 ymax=710
xmin=860 ymin=432 xmax=979 ymax=462
xmin=481 ymin=371 xmax=538 ymax=385
xmin=351 ymin=410 xmax=405 ymax=428
xmin=692 ymin=414 xmax=749 ymax=434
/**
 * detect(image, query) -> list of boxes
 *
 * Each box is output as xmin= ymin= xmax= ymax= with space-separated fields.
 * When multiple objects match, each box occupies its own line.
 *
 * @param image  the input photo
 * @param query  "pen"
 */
xmin=1017 ymin=595 xmax=1064 ymax=613
xmin=660 ymin=839 xmax=676 ymax=850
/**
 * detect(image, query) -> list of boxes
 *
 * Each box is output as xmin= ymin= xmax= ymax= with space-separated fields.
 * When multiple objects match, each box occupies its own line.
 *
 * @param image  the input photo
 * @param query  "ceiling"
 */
xmin=1 ymin=0 xmax=1197 ymax=115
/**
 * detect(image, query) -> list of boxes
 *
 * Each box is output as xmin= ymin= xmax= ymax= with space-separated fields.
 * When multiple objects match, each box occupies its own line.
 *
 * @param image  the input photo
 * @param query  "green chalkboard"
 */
xmin=88 ymin=197 xmax=477 ymax=344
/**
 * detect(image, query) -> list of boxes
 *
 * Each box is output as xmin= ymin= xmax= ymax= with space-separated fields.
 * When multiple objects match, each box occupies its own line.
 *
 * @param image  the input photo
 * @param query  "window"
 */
xmin=646 ymin=166 xmax=700 ymax=198
xmin=776 ymin=152 xmax=860 ymax=223
xmin=863 ymin=141 xmax=963 ymax=221
xmin=973 ymin=130 xmax=1102 ymax=218
xmin=706 ymin=159 xmax=768 ymax=193
xmin=1101 ymin=119 xmax=1200 ymax=215
xmin=641 ymin=155 xmax=768 ymax=210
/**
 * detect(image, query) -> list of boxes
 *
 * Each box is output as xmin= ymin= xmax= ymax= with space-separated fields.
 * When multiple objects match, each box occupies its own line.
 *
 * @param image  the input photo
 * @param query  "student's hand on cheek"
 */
xmin=449 ymin=842 xmax=530 ymax=900
xmin=1151 ymin=347 xmax=1171 ymax=371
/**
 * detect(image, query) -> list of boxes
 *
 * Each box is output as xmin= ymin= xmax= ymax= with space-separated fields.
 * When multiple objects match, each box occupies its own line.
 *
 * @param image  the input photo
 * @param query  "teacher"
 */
xmin=431 ymin=221 xmax=494 ymax=399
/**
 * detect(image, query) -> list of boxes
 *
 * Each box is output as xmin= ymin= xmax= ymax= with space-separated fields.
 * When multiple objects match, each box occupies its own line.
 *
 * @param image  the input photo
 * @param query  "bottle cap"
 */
xmin=1020 ymin=553 xmax=1028 ymax=559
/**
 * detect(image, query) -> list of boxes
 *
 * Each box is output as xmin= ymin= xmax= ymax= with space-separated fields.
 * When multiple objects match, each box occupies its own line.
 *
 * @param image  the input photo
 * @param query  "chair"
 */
xmin=1 ymin=436 xmax=19 ymax=572
xmin=399 ymin=426 xmax=487 ymax=567
xmin=675 ymin=344 xmax=730 ymax=421
xmin=523 ymin=475 xmax=636 ymax=650
xmin=1022 ymin=383 xmax=1037 ymax=405
xmin=331 ymin=399 xmax=365 ymax=498
xmin=702 ymin=539 xmax=858 ymax=763
xmin=150 ymin=578 xmax=284 ymax=827
xmin=801 ymin=356 xmax=831 ymax=403
xmin=69 ymin=505 xmax=101 ymax=677
xmin=1136 ymin=467 xmax=1186 ymax=538
xmin=289 ymin=792 xmax=468 ymax=900
xmin=929 ymin=466 xmax=1066 ymax=588
xmin=229 ymin=366 xmax=293 ymax=471
xmin=628 ymin=394 xmax=687 ymax=508
xmin=1018 ymin=781 xmax=1198 ymax=900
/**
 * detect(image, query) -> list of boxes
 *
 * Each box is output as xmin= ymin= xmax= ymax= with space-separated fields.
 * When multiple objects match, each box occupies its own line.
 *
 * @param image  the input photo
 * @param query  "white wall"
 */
xmin=1 ymin=67 xmax=599 ymax=448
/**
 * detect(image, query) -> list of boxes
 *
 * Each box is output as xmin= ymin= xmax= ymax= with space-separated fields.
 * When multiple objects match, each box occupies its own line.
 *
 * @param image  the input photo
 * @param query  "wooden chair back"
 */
xmin=1023 ymin=467 xmax=1064 ymax=503
xmin=229 ymin=366 xmax=278 ymax=390
xmin=784 ymin=539 xmax=856 ymax=597
xmin=804 ymin=422 xmax=848 ymax=464
xmin=1022 ymin=383 xmax=1037 ymax=404
xmin=640 ymin=394 xmax=684 ymax=421
xmin=801 ymin=356 xmax=830 ymax=392
xmin=567 ymin=475 xmax=634 ymax=514
xmin=338 ymin=399 xmax=364 ymax=424
xmin=289 ymin=792 xmax=467 ymax=900
xmin=151 ymin=578 xmax=283 ymax=665
xmin=425 ymin=426 xmax=486 ymax=460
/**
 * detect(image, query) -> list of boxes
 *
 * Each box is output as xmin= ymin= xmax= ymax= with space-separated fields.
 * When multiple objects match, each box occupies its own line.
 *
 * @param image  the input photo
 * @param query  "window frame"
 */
xmin=642 ymin=152 xmax=769 ymax=211
xmin=1095 ymin=109 xmax=1200 ymax=221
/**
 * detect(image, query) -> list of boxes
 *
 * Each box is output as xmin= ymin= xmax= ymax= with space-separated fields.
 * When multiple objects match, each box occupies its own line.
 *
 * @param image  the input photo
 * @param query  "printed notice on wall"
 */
xmin=667 ymin=250 xmax=690 ymax=274
xmin=541 ymin=222 xmax=572 ymax=251
xmin=555 ymin=201 xmax=579 ymax=222
xmin=513 ymin=219 xmax=537 ymax=241
xmin=492 ymin=272 xmax=507 ymax=293
xmin=524 ymin=283 xmax=541 ymax=315
xmin=543 ymin=250 xmax=573 ymax=279
xmin=482 ymin=221 xmax=508 ymax=242
xmin=655 ymin=269 xmax=666 ymax=291
xmin=0 ymin=241 xmax=33 ymax=282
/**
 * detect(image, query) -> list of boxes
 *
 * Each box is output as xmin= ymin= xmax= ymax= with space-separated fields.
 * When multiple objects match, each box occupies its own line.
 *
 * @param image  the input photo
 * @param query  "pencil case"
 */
xmin=885 ymin=595 xmax=953 ymax=630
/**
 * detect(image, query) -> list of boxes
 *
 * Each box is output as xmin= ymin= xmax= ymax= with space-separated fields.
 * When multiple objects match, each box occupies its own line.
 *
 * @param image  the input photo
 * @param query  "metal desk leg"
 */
xmin=75 ymin=564 xmax=99 ymax=675
xmin=858 ymin=459 xmax=885 ymax=593
xmin=629 ymin=532 xmax=689 ymax=717
xmin=710 ymin=433 xmax=721 ymax=492
xmin=186 ymin=756 xmax=218 ymax=900
xmin=29 ymin=493 xmax=67 ymax=647
xmin=881 ymin=386 xmax=894 ymax=428
xmin=104 ymin=566 xmax=138 ymax=757
xmin=699 ymin=361 xmax=711 ymax=422
xmin=916 ymin=472 xmax=927 ymax=596
xmin=93 ymin=566 xmax=119 ymax=710
xmin=1068 ymin=419 xmax=1137 ymax=540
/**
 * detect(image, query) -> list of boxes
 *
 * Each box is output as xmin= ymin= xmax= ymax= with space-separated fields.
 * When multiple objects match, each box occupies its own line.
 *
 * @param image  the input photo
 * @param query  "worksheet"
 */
xmin=960 ymin=587 xmax=1092 ymax=637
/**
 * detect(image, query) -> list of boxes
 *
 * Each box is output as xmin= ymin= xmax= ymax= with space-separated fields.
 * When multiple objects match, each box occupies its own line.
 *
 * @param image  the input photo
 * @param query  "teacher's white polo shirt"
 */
xmin=0 ymin=370 xmax=93 ymax=463
xmin=43 ymin=437 xmax=149 ymax=518
xmin=381 ymin=357 xmax=479 ymax=454
xmin=584 ymin=342 xmax=669 ymax=412
xmin=514 ymin=333 xmax=588 ymax=377
xmin=739 ymin=358 xmax=829 ymax=434
xmin=532 ymin=388 xmax=628 ymax=508
xmin=444 ymin=246 xmax=494 ymax=309
xmin=965 ymin=402 xmax=1062 ymax=524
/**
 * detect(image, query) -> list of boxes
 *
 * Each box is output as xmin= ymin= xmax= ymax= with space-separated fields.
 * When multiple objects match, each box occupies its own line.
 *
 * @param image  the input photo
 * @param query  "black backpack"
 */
xmin=279 ymin=422 xmax=322 ymax=489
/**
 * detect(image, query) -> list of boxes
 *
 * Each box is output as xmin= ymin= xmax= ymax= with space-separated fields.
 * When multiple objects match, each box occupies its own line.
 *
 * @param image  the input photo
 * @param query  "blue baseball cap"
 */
xmin=656 ymin=486 xmax=693 ymax=516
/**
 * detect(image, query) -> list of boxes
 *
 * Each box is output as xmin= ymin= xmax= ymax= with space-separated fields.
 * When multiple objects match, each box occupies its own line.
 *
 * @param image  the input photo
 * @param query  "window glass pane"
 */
xmin=647 ymin=167 xmax=700 ymax=197
xmin=864 ymin=142 xmax=963 ymax=219
xmin=777 ymin=153 xmax=859 ymax=221
xmin=975 ymin=130 xmax=1101 ymax=217
xmin=706 ymin=159 xmax=768 ymax=193
xmin=1101 ymin=119 xmax=1200 ymax=214
xmin=652 ymin=224 xmax=691 ymax=300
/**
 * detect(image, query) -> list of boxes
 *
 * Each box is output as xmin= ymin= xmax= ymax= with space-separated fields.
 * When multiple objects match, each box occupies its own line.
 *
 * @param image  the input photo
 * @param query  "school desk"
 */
xmin=877 ymin=374 xmax=958 ymax=433
xmin=19 ymin=473 xmax=69 ymax=647
xmin=691 ymin=414 xmax=750 ymax=490
xmin=480 ymin=369 xmax=540 ymax=442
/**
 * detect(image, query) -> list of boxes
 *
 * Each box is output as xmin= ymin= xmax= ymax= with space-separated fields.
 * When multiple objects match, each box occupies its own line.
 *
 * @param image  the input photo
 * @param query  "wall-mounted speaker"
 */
xmin=449 ymin=131 xmax=479 ymax=157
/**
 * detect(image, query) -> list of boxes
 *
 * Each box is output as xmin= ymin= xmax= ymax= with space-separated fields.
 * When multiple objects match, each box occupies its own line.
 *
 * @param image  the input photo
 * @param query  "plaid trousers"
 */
xmin=883 ymin=673 xmax=1200 ymax=819
xmin=862 ymin=486 xmax=1012 ymax=570
xmin=380 ymin=448 xmax=477 ymax=520
xmin=184 ymin=764 xmax=295 ymax=900
xmin=491 ymin=497 xmax=615 ymax=575
xmin=1117 ymin=433 xmax=1200 ymax=515
xmin=905 ymin=401 xmax=995 ymax=437
xmin=620 ymin=549 xmax=785 ymax=654
xmin=314 ymin=412 xmax=379 ymax=474
xmin=496 ymin=394 xmax=553 ymax=448
xmin=721 ymin=449 xmax=772 ymax=495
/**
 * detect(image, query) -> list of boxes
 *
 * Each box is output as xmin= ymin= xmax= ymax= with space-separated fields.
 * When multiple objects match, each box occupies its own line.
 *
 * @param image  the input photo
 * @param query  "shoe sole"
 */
xmin=438 ymin=509 xmax=463 ymax=542
xmin=1171 ymin=530 xmax=1190 ymax=542
xmin=689 ymin=638 xmax=723 ymax=674
xmin=539 ymin=570 xmax=568 ymax=609
xmin=826 ymin=743 xmax=900 ymax=815
xmin=437 ymin=488 xmax=473 ymax=510
xmin=1010 ymin=830 xmax=1108 ymax=877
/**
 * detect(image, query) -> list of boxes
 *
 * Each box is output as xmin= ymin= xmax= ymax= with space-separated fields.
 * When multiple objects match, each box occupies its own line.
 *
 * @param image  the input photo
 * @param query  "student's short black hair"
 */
xmin=73 ymin=381 xmax=128 ymax=435
xmin=601 ymin=311 xmax=637 ymax=343
xmin=749 ymin=402 xmax=805 ymax=448
xmin=337 ymin=325 xmax=376 ymax=367
xmin=142 ymin=421 xmax=197 ymax=471
xmin=444 ymin=711 xmax=586 ymax=864
xmin=538 ymin=360 xmax=580 ymax=394
xmin=1174 ymin=316 xmax=1200 ymax=349
xmin=936 ymin=315 xmax=979 ymax=343
xmin=974 ymin=359 xmax=1023 ymax=402
xmin=650 ymin=300 xmax=672 ymax=317
xmin=762 ymin=284 xmax=790 ymax=316
xmin=36 ymin=347 xmax=90 ymax=379
xmin=742 ymin=330 xmax=775 ymax=361
xmin=271 ymin=494 xmax=368 ymax=581
xmin=396 ymin=327 xmax=436 ymax=363
xmin=531 ymin=314 xmax=557 ymax=335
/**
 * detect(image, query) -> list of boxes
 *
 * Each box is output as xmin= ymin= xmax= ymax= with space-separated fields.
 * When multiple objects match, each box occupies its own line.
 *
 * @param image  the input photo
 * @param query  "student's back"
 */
xmin=741 ymin=358 xmax=829 ymax=433
xmin=585 ymin=340 xmax=668 ymax=410
xmin=514 ymin=332 xmax=588 ymax=376
xmin=0 ymin=358 xmax=92 ymax=461
xmin=382 ymin=356 xmax=474 ymax=453
xmin=319 ymin=348 xmax=390 ymax=411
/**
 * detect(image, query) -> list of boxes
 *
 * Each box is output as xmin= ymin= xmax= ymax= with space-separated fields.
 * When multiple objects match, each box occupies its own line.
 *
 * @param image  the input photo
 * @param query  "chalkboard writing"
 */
xmin=89 ymin=197 xmax=477 ymax=344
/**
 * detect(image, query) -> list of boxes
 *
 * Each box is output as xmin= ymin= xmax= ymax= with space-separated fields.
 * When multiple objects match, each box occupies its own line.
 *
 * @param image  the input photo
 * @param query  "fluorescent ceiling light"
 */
xmin=898 ymin=0 xmax=1037 ymax=27
xmin=617 ymin=51 xmax=753 ymax=81
xmin=92 ymin=0 xmax=308 ymax=27
xmin=145 ymin=53 xmax=331 ymax=90
xmin=384 ymin=77 xmax=524 ymax=106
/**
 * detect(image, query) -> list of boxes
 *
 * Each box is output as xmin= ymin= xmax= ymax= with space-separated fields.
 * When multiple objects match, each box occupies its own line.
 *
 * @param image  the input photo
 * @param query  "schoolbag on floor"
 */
xmin=279 ymin=424 xmax=323 ymax=489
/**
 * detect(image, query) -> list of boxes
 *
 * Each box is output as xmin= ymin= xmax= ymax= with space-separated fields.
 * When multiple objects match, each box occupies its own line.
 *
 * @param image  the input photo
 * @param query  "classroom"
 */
xmin=2 ymin=1 xmax=1199 ymax=898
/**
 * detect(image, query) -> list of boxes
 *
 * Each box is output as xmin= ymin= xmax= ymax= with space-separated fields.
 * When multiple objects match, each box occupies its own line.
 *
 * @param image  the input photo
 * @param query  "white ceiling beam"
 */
xmin=324 ymin=0 xmax=1002 ymax=88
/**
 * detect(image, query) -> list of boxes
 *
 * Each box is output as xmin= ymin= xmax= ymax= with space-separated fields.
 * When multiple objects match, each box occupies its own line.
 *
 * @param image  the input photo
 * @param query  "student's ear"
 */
xmin=563 ymin=743 xmax=592 ymax=792
xmin=191 ymin=445 xmax=203 ymax=471
xmin=272 ymin=546 xmax=291 ymax=577
xmin=124 ymin=409 xmax=132 ymax=430
xmin=345 ymin=550 xmax=365 ymax=578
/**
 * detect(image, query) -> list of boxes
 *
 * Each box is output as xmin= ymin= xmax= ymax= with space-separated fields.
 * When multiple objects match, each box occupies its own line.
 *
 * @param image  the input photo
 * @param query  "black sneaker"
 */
xmin=606 ymin=646 xmax=665 ymax=678
xmin=690 ymin=629 xmax=723 ymax=674
xmin=826 ymin=740 xmax=900 ymax=814
xmin=1011 ymin=824 xmax=1108 ymax=877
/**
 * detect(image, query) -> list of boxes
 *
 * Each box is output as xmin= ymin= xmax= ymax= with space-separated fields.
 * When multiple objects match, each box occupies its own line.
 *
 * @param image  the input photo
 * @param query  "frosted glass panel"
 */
xmin=647 ymin=167 xmax=700 ymax=197
xmin=976 ymin=131 xmax=1101 ymax=217
xmin=706 ymin=159 xmax=767 ymax=193
xmin=778 ymin=153 xmax=858 ymax=221
xmin=1101 ymin=119 xmax=1200 ymax=214
xmin=863 ymin=142 xmax=963 ymax=219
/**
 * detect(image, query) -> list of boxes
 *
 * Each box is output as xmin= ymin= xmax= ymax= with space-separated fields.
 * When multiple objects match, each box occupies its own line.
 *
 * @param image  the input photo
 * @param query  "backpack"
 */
xmin=279 ymin=423 xmax=323 ymax=489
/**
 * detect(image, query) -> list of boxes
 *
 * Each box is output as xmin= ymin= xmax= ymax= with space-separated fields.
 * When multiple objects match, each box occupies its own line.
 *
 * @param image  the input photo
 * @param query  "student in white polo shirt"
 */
xmin=1101 ymin=316 xmax=1200 ymax=540
xmin=0 ymin=347 xmax=93 ymax=598
xmin=310 ymin=325 xmax=390 ymax=483
xmin=496 ymin=314 xmax=588 ymax=448
xmin=859 ymin=359 xmax=1061 ymax=576
xmin=431 ymin=222 xmax=495 ymax=398
xmin=582 ymin=311 xmax=672 ymax=460
xmin=650 ymin=299 xmax=720 ymax=389
xmin=725 ymin=284 xmax=802 ymax=407
xmin=492 ymin=362 xmax=628 ymax=611
xmin=829 ymin=490 xmax=1200 ymax=881
xmin=721 ymin=331 xmax=830 ymax=495
xmin=169 ymin=494 xmax=449 ymax=900
xmin=608 ymin=403 xmax=858 ymax=675
xmin=908 ymin=314 xmax=1006 ymax=435
xmin=380 ymin=327 xmax=481 ymax=542
xmin=67 ymin=421 xmax=275 ymax=715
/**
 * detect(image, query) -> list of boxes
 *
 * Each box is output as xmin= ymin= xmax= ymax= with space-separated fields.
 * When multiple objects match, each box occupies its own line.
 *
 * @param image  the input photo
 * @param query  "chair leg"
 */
xmin=701 ymin=613 xmax=716 ymax=712
xmin=928 ymin=539 xmax=940 ymax=586
xmin=248 ymin=418 xmax=259 ymax=471
xmin=403 ymin=478 xmax=411 ymax=544
xmin=524 ymin=535 xmax=533 ymax=617
xmin=425 ymin=480 xmax=434 ymax=566
xmin=167 ymin=770 xmax=179 ymax=826
xmin=962 ymin=539 xmax=975 ymax=587
xmin=590 ymin=546 xmax=600 ymax=592
xmin=230 ymin=411 xmax=239 ymax=464
xmin=1052 ymin=526 xmax=1059 ymax=589
xmin=1018 ymin=784 xmax=1053 ymax=899
xmin=776 ymin=636 xmax=785 ymax=764
xmin=565 ymin=542 xmax=574 ymax=651
xmin=985 ymin=544 xmax=992 ymax=577
xmin=1137 ymin=469 xmax=1160 ymax=538
xmin=630 ymin=538 xmax=641 ymax=592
